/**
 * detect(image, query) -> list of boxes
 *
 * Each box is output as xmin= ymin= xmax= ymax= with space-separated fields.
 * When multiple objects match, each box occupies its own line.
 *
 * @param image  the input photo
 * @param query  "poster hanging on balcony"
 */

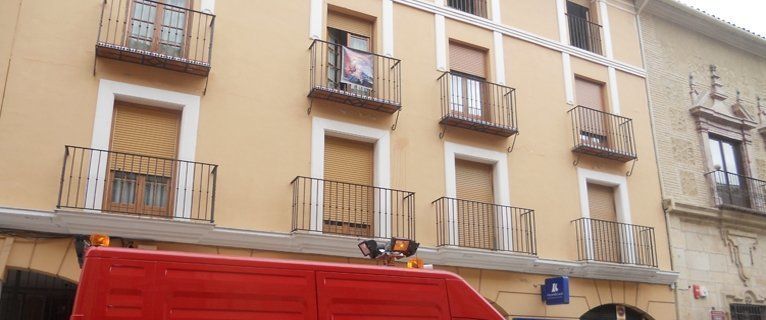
xmin=341 ymin=46 xmax=374 ymax=89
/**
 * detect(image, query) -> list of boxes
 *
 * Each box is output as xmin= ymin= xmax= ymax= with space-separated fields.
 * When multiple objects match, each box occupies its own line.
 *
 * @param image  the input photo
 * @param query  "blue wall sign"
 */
xmin=541 ymin=276 xmax=570 ymax=305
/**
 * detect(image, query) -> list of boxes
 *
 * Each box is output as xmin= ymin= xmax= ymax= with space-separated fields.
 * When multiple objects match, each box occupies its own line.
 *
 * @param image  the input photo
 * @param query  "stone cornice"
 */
xmin=0 ymin=207 xmax=677 ymax=285
xmin=664 ymin=198 xmax=766 ymax=231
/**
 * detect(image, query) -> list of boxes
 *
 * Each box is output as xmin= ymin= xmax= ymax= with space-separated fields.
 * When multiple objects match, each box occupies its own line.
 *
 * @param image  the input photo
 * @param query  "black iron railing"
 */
xmin=439 ymin=72 xmax=518 ymax=137
xmin=731 ymin=304 xmax=766 ymax=319
xmin=572 ymin=218 xmax=657 ymax=267
xmin=447 ymin=0 xmax=488 ymax=18
xmin=308 ymin=39 xmax=402 ymax=113
xmin=57 ymin=146 xmax=217 ymax=222
xmin=566 ymin=14 xmax=602 ymax=55
xmin=433 ymin=197 xmax=536 ymax=254
xmin=568 ymin=106 xmax=637 ymax=161
xmin=96 ymin=0 xmax=215 ymax=75
xmin=705 ymin=170 xmax=766 ymax=213
xmin=291 ymin=176 xmax=415 ymax=239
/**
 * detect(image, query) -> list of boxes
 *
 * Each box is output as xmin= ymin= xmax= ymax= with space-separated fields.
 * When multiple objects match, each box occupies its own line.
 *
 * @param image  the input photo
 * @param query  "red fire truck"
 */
xmin=70 ymin=246 xmax=504 ymax=319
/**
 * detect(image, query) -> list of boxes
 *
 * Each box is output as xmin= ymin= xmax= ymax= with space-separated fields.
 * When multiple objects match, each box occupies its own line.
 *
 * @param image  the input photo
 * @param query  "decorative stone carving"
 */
xmin=671 ymin=137 xmax=695 ymax=164
xmin=689 ymin=65 xmax=757 ymax=137
xmin=724 ymin=229 xmax=758 ymax=287
xmin=726 ymin=290 xmax=765 ymax=305
xmin=679 ymin=170 xmax=698 ymax=196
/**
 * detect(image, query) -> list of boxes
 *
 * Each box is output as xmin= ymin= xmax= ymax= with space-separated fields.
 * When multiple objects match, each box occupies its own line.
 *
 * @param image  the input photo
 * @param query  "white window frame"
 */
xmin=443 ymin=142 xmax=511 ymax=249
xmin=576 ymin=167 xmax=636 ymax=264
xmin=85 ymin=79 xmax=201 ymax=219
xmin=310 ymin=117 xmax=391 ymax=237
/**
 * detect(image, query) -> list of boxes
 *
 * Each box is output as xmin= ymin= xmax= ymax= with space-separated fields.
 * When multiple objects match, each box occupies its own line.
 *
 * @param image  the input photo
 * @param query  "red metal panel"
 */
xmin=83 ymin=258 xmax=158 ymax=319
xmin=153 ymin=261 xmax=317 ymax=320
xmin=445 ymin=278 xmax=504 ymax=320
xmin=316 ymin=271 xmax=451 ymax=320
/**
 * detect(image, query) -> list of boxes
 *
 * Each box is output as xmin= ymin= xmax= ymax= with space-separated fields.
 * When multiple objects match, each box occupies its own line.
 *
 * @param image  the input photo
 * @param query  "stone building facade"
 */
xmin=639 ymin=0 xmax=766 ymax=319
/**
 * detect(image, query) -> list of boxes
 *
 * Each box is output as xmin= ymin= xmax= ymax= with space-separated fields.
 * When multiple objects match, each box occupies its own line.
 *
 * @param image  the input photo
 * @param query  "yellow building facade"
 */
xmin=0 ymin=0 xmax=677 ymax=318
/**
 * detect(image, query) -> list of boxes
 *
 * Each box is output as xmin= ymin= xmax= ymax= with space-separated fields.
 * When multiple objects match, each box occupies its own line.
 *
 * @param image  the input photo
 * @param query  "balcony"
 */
xmin=57 ymin=146 xmax=218 ymax=222
xmin=446 ymin=0 xmax=488 ymax=18
xmin=96 ymin=0 xmax=215 ymax=76
xmin=433 ymin=197 xmax=536 ymax=254
xmin=568 ymin=106 xmax=637 ymax=162
xmin=291 ymin=176 xmax=415 ymax=239
xmin=438 ymin=72 xmax=518 ymax=137
xmin=572 ymin=218 xmax=657 ymax=267
xmin=706 ymin=170 xmax=766 ymax=214
xmin=566 ymin=14 xmax=603 ymax=55
xmin=308 ymin=39 xmax=402 ymax=113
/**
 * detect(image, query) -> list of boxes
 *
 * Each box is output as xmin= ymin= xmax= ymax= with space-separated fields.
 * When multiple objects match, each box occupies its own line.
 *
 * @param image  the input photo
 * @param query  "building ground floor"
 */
xmin=0 ymin=231 xmax=676 ymax=320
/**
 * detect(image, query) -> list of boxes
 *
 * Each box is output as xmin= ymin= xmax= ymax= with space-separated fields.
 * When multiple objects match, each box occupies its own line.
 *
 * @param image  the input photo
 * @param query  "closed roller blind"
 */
xmin=110 ymin=102 xmax=180 ymax=176
xmin=587 ymin=183 xmax=616 ymax=221
xmin=323 ymin=136 xmax=374 ymax=236
xmin=449 ymin=42 xmax=487 ymax=78
xmin=456 ymin=159 xmax=494 ymax=203
xmin=327 ymin=11 xmax=373 ymax=38
xmin=575 ymin=77 xmax=604 ymax=110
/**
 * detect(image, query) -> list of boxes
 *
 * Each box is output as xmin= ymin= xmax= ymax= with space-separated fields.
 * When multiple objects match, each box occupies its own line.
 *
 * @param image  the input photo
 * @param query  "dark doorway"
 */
xmin=581 ymin=304 xmax=654 ymax=320
xmin=0 ymin=269 xmax=77 ymax=320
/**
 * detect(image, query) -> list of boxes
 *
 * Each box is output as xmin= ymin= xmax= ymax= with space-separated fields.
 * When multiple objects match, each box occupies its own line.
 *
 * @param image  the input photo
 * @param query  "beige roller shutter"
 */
xmin=456 ymin=159 xmax=494 ymax=203
xmin=109 ymin=102 xmax=180 ymax=176
xmin=449 ymin=42 xmax=487 ymax=78
xmin=575 ymin=77 xmax=604 ymax=110
xmin=587 ymin=183 xmax=617 ymax=221
xmin=327 ymin=11 xmax=373 ymax=38
xmin=323 ymin=136 xmax=374 ymax=236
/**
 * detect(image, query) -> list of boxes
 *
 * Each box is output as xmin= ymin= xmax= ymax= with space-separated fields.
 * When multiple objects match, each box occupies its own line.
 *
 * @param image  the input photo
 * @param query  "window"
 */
xmin=566 ymin=1 xmax=602 ymax=54
xmin=587 ymin=183 xmax=622 ymax=262
xmin=447 ymin=0 xmax=488 ymax=18
xmin=731 ymin=304 xmax=766 ymax=320
xmin=326 ymin=11 xmax=373 ymax=96
xmin=455 ymin=159 xmax=495 ymax=249
xmin=323 ymin=136 xmax=375 ymax=236
xmin=449 ymin=42 xmax=488 ymax=120
xmin=128 ymin=0 xmax=189 ymax=57
xmin=575 ymin=77 xmax=608 ymax=148
xmin=709 ymin=135 xmax=749 ymax=208
xmin=105 ymin=102 xmax=180 ymax=216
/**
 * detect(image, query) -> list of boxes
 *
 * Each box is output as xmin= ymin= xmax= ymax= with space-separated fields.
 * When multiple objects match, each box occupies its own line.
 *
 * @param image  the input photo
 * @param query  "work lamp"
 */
xmin=390 ymin=238 xmax=419 ymax=257
xmin=358 ymin=239 xmax=383 ymax=258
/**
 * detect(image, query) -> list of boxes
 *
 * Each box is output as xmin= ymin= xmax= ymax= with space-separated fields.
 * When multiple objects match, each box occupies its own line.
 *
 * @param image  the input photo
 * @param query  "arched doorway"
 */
xmin=0 ymin=269 xmax=77 ymax=320
xmin=581 ymin=304 xmax=655 ymax=320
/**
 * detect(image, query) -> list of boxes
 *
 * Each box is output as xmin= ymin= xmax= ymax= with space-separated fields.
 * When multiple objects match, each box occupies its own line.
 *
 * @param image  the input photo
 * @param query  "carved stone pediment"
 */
xmin=725 ymin=228 xmax=759 ymax=287
xmin=690 ymin=65 xmax=757 ymax=133
xmin=726 ymin=290 xmax=766 ymax=305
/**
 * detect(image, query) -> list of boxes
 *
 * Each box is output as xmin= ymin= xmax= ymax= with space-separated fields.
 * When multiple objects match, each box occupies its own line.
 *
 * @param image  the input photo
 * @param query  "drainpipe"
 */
xmin=635 ymin=5 xmax=681 ymax=320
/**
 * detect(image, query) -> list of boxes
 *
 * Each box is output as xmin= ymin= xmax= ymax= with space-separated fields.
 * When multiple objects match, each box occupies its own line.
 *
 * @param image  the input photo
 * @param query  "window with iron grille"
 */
xmin=731 ymin=304 xmax=766 ymax=320
xmin=447 ymin=0 xmax=488 ymax=18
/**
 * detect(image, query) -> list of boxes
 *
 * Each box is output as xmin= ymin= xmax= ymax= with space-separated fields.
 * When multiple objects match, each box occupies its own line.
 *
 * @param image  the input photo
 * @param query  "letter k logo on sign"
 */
xmin=551 ymin=283 xmax=559 ymax=293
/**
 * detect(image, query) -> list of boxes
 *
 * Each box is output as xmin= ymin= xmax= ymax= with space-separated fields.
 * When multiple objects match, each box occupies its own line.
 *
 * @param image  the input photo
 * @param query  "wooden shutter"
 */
xmin=109 ymin=102 xmax=181 ymax=176
xmin=455 ymin=159 xmax=495 ymax=249
xmin=449 ymin=42 xmax=487 ymax=78
xmin=587 ymin=183 xmax=617 ymax=221
xmin=327 ymin=11 xmax=373 ymax=38
xmin=456 ymin=159 xmax=494 ymax=203
xmin=575 ymin=77 xmax=604 ymax=110
xmin=323 ymin=136 xmax=374 ymax=236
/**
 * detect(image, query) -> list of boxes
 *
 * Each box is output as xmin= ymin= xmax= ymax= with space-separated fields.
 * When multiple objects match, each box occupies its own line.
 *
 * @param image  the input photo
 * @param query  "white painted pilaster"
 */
xmin=309 ymin=0 xmax=323 ymax=39
xmin=382 ymin=0 xmax=394 ymax=56
xmin=435 ymin=14 xmax=447 ymax=71
xmin=597 ymin=0 xmax=614 ymax=59
xmin=492 ymin=31 xmax=506 ymax=84
xmin=490 ymin=0 xmax=501 ymax=23
xmin=607 ymin=66 xmax=621 ymax=114
xmin=555 ymin=0 xmax=569 ymax=44
xmin=562 ymin=53 xmax=575 ymax=105
xmin=199 ymin=0 xmax=215 ymax=14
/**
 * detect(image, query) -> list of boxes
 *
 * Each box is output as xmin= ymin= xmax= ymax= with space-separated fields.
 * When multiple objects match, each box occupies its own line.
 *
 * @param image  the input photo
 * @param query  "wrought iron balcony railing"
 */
xmin=433 ymin=197 xmax=536 ymax=254
xmin=566 ymin=14 xmax=603 ymax=55
xmin=57 ymin=146 xmax=217 ymax=222
xmin=572 ymin=218 xmax=657 ymax=267
xmin=568 ymin=106 xmax=637 ymax=162
xmin=446 ymin=0 xmax=488 ymax=18
xmin=439 ymin=72 xmax=518 ymax=137
xmin=96 ymin=0 xmax=215 ymax=76
xmin=291 ymin=176 xmax=415 ymax=240
xmin=309 ymin=39 xmax=402 ymax=113
xmin=705 ymin=170 xmax=766 ymax=214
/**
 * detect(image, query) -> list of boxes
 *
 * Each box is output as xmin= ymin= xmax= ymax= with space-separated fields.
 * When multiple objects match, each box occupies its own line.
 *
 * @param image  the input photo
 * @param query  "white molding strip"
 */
xmin=382 ymin=0 xmax=394 ymax=56
xmin=492 ymin=31 xmax=506 ymax=84
xmin=555 ymin=0 xmax=568 ymax=43
xmin=90 ymin=79 xmax=200 ymax=219
xmin=598 ymin=0 xmax=615 ymax=59
xmin=0 ymin=207 xmax=679 ymax=285
xmin=435 ymin=14 xmax=447 ymax=71
xmin=607 ymin=66 xmax=621 ymax=114
xmin=490 ymin=0 xmax=501 ymax=23
xmin=562 ymin=53 xmax=575 ymax=105
xmin=393 ymin=0 xmax=646 ymax=77
xmin=199 ymin=0 xmax=215 ymax=14
xmin=309 ymin=0 xmax=323 ymax=39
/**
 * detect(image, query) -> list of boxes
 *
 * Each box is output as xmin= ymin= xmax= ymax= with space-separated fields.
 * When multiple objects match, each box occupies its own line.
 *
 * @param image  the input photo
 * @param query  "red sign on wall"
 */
xmin=711 ymin=310 xmax=725 ymax=320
